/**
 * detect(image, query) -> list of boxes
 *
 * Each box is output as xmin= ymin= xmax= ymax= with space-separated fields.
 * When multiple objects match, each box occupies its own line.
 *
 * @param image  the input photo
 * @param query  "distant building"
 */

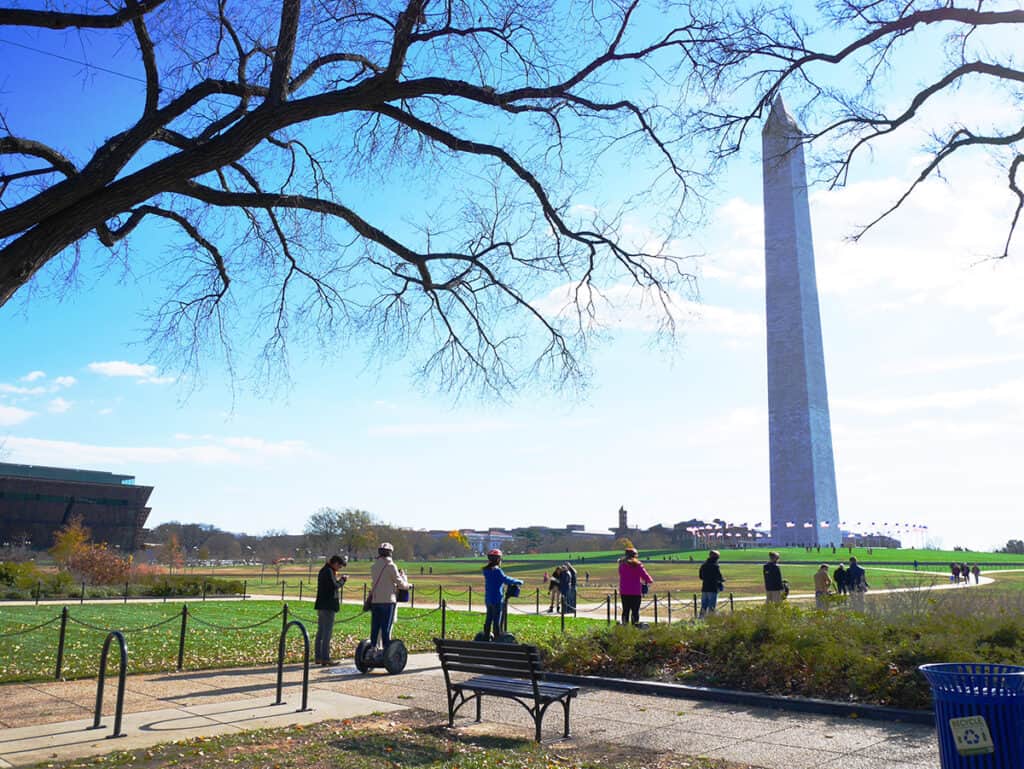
xmin=842 ymin=533 xmax=901 ymax=549
xmin=460 ymin=528 xmax=517 ymax=555
xmin=0 ymin=462 xmax=153 ymax=552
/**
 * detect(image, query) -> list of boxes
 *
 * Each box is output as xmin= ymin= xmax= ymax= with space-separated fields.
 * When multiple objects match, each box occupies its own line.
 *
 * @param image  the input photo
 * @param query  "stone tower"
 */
xmin=762 ymin=95 xmax=840 ymax=547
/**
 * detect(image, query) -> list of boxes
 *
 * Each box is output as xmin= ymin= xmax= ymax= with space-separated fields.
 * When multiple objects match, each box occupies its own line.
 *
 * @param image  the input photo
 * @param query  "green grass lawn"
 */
xmin=41 ymin=710 xmax=739 ymax=769
xmin=0 ymin=600 xmax=603 ymax=684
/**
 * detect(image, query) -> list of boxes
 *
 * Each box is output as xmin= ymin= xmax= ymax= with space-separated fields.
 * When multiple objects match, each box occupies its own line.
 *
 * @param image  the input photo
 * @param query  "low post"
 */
xmin=667 ymin=591 xmax=672 ymax=624
xmin=441 ymin=600 xmax=447 ymax=639
xmin=89 ymin=630 xmax=128 ymax=739
xmin=437 ymin=585 xmax=442 ymax=608
xmin=123 ymin=581 xmax=129 ymax=604
xmin=613 ymin=589 xmax=618 ymax=620
xmin=280 ymin=581 xmax=286 ymax=601
xmin=560 ymin=598 xmax=566 ymax=633
xmin=298 ymin=581 xmax=303 ymax=602
xmin=273 ymin=620 xmax=312 ymax=713
xmin=243 ymin=579 xmax=247 ymax=601
xmin=282 ymin=603 xmax=290 ymax=635
xmin=363 ymin=583 xmax=367 ymax=603
xmin=55 ymin=606 xmax=69 ymax=680
xmin=606 ymin=595 xmax=611 ymax=625
xmin=729 ymin=592 xmax=734 ymax=612
xmin=410 ymin=584 xmax=415 ymax=608
xmin=535 ymin=587 xmax=540 ymax=615
xmin=468 ymin=585 xmax=472 ymax=612
xmin=35 ymin=580 xmax=41 ymax=606
xmin=177 ymin=605 xmax=188 ymax=671
xmin=693 ymin=593 xmax=698 ymax=618
xmin=654 ymin=593 xmax=659 ymax=624
xmin=80 ymin=582 xmax=86 ymax=605
xmin=339 ymin=582 xmax=344 ymax=606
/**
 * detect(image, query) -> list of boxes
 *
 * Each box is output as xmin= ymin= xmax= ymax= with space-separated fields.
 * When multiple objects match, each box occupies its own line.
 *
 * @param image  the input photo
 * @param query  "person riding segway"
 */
xmin=354 ymin=542 xmax=411 ymax=674
xmin=475 ymin=548 xmax=523 ymax=643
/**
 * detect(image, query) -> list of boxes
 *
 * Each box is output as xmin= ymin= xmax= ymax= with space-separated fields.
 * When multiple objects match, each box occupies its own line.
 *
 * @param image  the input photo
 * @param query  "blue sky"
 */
xmin=2 ymin=4 xmax=1022 ymax=551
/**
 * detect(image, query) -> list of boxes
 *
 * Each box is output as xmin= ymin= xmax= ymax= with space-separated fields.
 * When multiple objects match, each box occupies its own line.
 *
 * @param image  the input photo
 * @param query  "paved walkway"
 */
xmin=0 ymin=653 xmax=939 ymax=769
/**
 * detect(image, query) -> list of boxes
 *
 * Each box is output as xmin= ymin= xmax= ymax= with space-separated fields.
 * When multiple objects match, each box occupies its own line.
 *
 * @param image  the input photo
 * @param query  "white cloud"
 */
xmin=0 ymin=405 xmax=35 ymax=426
xmin=98 ymin=408 xmax=114 ymax=416
xmin=88 ymin=361 xmax=174 ymax=384
xmin=20 ymin=371 xmax=46 ymax=382
xmin=534 ymin=282 xmax=762 ymax=339
xmin=0 ymin=383 xmax=45 ymax=395
xmin=47 ymin=397 xmax=72 ymax=414
xmin=3 ymin=434 xmax=314 ymax=467
xmin=834 ymin=378 xmax=1024 ymax=415
xmin=88 ymin=361 xmax=157 ymax=377
xmin=53 ymin=376 xmax=77 ymax=388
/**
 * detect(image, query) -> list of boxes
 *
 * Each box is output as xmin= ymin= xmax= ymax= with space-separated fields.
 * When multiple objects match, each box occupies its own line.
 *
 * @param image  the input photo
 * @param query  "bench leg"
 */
xmin=475 ymin=694 xmax=481 ymax=723
xmin=535 ymin=713 xmax=542 ymax=743
xmin=562 ymin=698 xmax=571 ymax=738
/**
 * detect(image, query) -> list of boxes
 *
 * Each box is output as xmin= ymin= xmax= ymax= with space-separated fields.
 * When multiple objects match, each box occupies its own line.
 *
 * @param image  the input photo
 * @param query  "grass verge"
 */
xmin=0 ymin=601 xmax=602 ymax=683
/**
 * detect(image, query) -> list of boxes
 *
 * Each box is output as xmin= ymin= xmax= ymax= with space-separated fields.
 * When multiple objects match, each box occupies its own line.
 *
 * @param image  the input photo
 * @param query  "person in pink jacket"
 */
xmin=618 ymin=547 xmax=653 ymax=625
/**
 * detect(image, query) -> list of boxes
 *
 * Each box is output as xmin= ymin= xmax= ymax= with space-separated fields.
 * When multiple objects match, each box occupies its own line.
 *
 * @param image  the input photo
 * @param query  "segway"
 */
xmin=354 ymin=637 xmax=408 ymax=674
xmin=474 ymin=583 xmax=520 ymax=643
xmin=354 ymin=585 xmax=410 ymax=674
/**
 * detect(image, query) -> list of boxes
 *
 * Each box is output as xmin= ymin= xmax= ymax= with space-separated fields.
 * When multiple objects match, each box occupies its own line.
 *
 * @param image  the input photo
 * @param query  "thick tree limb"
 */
xmin=0 ymin=0 xmax=167 ymax=30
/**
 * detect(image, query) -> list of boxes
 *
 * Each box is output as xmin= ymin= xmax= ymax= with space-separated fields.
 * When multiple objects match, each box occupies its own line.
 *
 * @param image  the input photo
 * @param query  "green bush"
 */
xmin=136 ymin=575 xmax=244 ymax=597
xmin=0 ymin=560 xmax=42 ymax=589
xmin=539 ymin=592 xmax=1024 ymax=710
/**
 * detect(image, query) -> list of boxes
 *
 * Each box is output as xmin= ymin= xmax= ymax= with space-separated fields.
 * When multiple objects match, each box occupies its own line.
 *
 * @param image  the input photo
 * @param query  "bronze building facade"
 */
xmin=0 ymin=462 xmax=153 ymax=552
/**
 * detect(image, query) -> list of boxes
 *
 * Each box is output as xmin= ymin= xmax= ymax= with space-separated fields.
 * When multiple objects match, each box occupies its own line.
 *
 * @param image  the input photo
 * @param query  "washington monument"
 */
xmin=762 ymin=96 xmax=840 ymax=547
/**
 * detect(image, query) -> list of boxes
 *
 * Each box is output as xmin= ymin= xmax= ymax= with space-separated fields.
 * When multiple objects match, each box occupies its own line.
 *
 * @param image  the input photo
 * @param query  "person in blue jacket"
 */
xmin=482 ymin=549 xmax=523 ymax=640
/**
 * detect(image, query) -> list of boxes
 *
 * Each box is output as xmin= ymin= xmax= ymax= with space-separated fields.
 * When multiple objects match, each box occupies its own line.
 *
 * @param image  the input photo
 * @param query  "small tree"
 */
xmin=156 ymin=533 xmax=185 ymax=572
xmin=49 ymin=516 xmax=91 ymax=567
xmin=67 ymin=544 xmax=131 ymax=585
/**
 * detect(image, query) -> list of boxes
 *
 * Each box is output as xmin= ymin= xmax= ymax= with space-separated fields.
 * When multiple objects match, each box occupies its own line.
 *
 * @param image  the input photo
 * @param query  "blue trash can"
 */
xmin=920 ymin=663 xmax=1024 ymax=768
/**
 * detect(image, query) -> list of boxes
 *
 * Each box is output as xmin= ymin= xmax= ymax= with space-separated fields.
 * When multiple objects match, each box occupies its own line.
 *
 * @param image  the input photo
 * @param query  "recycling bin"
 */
xmin=919 ymin=663 xmax=1024 ymax=768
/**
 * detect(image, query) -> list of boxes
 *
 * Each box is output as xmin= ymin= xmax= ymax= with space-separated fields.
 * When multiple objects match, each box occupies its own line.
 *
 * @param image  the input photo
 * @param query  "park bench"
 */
xmin=433 ymin=638 xmax=579 ymax=742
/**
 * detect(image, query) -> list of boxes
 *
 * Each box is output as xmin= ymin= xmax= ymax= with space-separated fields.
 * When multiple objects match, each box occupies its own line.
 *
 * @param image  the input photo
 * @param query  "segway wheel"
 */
xmin=382 ymin=639 xmax=408 ymax=674
xmin=494 ymin=632 xmax=516 ymax=644
xmin=473 ymin=631 xmax=491 ymax=643
xmin=354 ymin=639 xmax=372 ymax=673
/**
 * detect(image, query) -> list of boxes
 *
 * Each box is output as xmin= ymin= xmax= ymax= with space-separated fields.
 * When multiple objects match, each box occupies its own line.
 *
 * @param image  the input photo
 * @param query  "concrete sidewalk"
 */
xmin=0 ymin=653 xmax=939 ymax=768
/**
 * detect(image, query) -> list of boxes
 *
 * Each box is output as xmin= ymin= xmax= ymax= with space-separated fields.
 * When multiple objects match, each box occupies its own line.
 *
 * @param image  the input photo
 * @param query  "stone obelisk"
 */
xmin=763 ymin=95 xmax=840 ymax=547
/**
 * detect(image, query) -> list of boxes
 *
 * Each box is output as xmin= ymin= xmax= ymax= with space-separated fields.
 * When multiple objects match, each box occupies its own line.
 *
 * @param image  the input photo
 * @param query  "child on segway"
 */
xmin=355 ymin=541 xmax=411 ymax=674
xmin=479 ymin=549 xmax=523 ymax=642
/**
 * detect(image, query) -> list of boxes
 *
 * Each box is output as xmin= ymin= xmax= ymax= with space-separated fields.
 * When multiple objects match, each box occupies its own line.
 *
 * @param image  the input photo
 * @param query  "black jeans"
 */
xmin=483 ymin=603 xmax=504 ymax=638
xmin=621 ymin=594 xmax=641 ymax=625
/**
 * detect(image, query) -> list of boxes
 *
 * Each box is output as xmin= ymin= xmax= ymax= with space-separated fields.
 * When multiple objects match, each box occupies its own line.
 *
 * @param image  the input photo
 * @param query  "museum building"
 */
xmin=0 ymin=462 xmax=153 ymax=552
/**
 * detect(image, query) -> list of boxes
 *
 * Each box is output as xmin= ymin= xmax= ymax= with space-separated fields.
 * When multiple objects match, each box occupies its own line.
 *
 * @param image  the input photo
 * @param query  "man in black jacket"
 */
xmin=698 ymin=550 xmax=724 ymax=618
xmin=314 ymin=555 xmax=348 ymax=665
xmin=763 ymin=551 xmax=784 ymax=603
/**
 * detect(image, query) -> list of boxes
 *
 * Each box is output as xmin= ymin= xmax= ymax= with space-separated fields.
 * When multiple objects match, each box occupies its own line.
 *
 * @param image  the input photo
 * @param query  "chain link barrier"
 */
xmin=0 ymin=613 xmax=61 ymax=637
xmin=66 ymin=614 xmax=180 ymax=634
xmin=187 ymin=608 xmax=284 ymax=631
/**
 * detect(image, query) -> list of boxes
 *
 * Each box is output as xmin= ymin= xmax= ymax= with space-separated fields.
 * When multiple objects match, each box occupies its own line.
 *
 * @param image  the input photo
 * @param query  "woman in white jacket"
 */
xmin=368 ymin=542 xmax=409 ymax=648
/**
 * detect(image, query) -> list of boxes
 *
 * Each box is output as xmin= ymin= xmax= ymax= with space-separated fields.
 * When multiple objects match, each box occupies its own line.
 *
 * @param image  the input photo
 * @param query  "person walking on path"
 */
xmin=950 ymin=563 xmax=960 ymax=584
xmin=813 ymin=564 xmax=832 ymax=610
xmin=618 ymin=547 xmax=653 ymax=625
xmin=698 ymin=550 xmax=724 ymax=618
xmin=763 ymin=552 xmax=784 ymax=603
xmin=481 ymin=549 xmax=522 ymax=640
xmin=833 ymin=563 xmax=847 ymax=595
xmin=369 ymin=542 xmax=409 ymax=649
xmin=558 ymin=562 xmax=577 ymax=614
xmin=971 ymin=564 xmax=981 ymax=584
xmin=846 ymin=556 xmax=868 ymax=611
xmin=314 ymin=555 xmax=347 ymax=665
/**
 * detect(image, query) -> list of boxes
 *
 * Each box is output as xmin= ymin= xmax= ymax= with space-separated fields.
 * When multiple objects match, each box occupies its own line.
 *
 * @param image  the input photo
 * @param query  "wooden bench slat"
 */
xmin=442 ymin=661 xmax=538 ymax=676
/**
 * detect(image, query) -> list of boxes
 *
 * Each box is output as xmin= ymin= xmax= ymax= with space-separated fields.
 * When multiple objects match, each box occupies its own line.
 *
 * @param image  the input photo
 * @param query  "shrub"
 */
xmin=66 ymin=544 xmax=131 ymax=585
xmin=539 ymin=592 xmax=1024 ymax=710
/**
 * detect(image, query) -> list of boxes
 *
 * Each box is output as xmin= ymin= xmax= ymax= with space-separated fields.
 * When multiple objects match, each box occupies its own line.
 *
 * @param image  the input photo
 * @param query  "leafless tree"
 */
xmin=0 ymin=0 xmax=705 ymax=394
xmin=680 ymin=0 xmax=1024 ymax=257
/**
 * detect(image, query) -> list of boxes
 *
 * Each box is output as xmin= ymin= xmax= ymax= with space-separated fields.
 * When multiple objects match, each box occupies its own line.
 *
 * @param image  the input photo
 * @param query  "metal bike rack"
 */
xmin=273 ymin=619 xmax=312 ymax=712
xmin=88 ymin=630 xmax=128 ymax=738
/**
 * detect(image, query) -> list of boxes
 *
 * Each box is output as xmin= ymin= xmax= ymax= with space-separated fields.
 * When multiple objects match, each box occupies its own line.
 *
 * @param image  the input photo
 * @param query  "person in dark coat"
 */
xmin=833 ymin=563 xmax=847 ymax=595
xmin=698 ymin=550 xmax=724 ymax=618
xmin=314 ymin=555 xmax=348 ymax=665
xmin=846 ymin=556 xmax=867 ymax=611
xmin=763 ymin=551 xmax=784 ymax=603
